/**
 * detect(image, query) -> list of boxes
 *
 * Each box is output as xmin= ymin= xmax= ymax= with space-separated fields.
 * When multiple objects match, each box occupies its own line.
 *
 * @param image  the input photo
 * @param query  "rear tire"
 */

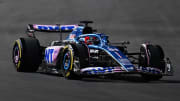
xmin=12 ymin=37 xmax=42 ymax=72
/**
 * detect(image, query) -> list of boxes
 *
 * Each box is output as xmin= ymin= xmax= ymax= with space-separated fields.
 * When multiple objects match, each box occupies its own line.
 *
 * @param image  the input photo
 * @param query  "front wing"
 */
xmin=80 ymin=66 xmax=161 ymax=75
xmin=79 ymin=60 xmax=173 ymax=76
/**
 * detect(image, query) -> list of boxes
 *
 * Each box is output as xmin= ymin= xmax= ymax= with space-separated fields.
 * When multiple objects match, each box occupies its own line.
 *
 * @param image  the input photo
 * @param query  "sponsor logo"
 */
xmin=119 ymin=59 xmax=132 ymax=65
xmin=35 ymin=25 xmax=59 ymax=31
xmin=126 ymin=66 xmax=134 ymax=70
xmin=81 ymin=67 xmax=125 ymax=75
xmin=45 ymin=49 xmax=54 ymax=63
xmin=60 ymin=25 xmax=76 ymax=31
xmin=86 ymin=67 xmax=114 ymax=74
xmin=108 ymin=47 xmax=119 ymax=52
xmin=90 ymin=49 xmax=99 ymax=53
xmin=34 ymin=25 xmax=77 ymax=31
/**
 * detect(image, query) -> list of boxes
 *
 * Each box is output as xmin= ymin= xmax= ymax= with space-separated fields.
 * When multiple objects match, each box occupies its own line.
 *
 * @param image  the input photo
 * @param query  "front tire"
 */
xmin=139 ymin=44 xmax=165 ymax=80
xmin=61 ymin=44 xmax=89 ymax=79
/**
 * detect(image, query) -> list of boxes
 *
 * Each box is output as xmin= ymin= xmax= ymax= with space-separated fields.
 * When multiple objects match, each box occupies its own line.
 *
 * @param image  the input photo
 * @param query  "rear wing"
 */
xmin=27 ymin=24 xmax=78 ymax=32
xmin=26 ymin=24 xmax=78 ymax=40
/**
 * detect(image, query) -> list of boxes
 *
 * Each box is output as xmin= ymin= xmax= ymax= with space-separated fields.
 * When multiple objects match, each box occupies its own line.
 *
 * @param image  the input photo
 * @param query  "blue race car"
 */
xmin=12 ymin=21 xmax=173 ymax=80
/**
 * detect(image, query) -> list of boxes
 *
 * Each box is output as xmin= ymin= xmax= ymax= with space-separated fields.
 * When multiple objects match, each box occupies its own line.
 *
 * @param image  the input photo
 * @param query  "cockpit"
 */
xmin=78 ymin=35 xmax=101 ymax=45
xmin=77 ymin=34 xmax=109 ymax=46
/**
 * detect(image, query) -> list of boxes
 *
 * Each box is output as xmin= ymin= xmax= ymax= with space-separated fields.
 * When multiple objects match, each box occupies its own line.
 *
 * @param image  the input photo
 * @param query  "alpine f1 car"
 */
xmin=12 ymin=21 xmax=173 ymax=80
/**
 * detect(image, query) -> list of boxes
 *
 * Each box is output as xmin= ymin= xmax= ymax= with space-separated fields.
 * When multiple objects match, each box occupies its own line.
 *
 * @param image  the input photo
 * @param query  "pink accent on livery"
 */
xmin=52 ymin=47 xmax=61 ymax=62
xmin=113 ymin=67 xmax=125 ymax=72
xmin=45 ymin=46 xmax=64 ymax=65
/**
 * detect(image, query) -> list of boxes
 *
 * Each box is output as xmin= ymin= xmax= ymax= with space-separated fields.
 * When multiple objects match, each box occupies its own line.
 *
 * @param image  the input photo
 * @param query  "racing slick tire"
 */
xmin=60 ymin=44 xmax=89 ymax=79
xmin=12 ymin=37 xmax=42 ymax=72
xmin=139 ymin=44 xmax=165 ymax=80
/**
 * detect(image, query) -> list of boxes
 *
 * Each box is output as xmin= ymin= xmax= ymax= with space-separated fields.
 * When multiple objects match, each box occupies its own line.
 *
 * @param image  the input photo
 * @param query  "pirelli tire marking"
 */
xmin=14 ymin=39 xmax=22 ymax=69
xmin=63 ymin=45 xmax=74 ymax=78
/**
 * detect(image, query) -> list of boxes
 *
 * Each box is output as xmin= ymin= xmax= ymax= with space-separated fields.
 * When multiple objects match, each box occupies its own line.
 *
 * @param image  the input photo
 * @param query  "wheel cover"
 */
xmin=13 ymin=40 xmax=22 ymax=69
xmin=13 ymin=45 xmax=20 ymax=64
xmin=63 ymin=51 xmax=71 ymax=70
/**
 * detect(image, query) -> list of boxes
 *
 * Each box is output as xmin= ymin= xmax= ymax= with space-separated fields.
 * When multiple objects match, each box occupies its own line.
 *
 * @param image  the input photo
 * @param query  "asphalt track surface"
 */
xmin=0 ymin=0 xmax=180 ymax=101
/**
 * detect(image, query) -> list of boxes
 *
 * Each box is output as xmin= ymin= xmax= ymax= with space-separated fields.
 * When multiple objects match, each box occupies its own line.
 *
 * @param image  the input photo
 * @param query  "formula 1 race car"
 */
xmin=12 ymin=21 xmax=173 ymax=80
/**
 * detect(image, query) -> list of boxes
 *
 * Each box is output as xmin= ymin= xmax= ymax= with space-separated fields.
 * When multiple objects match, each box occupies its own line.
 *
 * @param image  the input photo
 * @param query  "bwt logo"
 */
xmin=87 ymin=67 xmax=115 ymax=74
xmin=60 ymin=26 xmax=76 ymax=31
xmin=45 ymin=49 xmax=54 ymax=63
xmin=37 ymin=25 xmax=60 ymax=31
xmin=36 ymin=25 xmax=76 ymax=31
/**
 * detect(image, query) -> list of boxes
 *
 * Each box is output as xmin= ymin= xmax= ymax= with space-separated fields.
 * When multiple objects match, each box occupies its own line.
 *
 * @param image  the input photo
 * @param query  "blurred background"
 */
xmin=0 ymin=0 xmax=180 ymax=101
